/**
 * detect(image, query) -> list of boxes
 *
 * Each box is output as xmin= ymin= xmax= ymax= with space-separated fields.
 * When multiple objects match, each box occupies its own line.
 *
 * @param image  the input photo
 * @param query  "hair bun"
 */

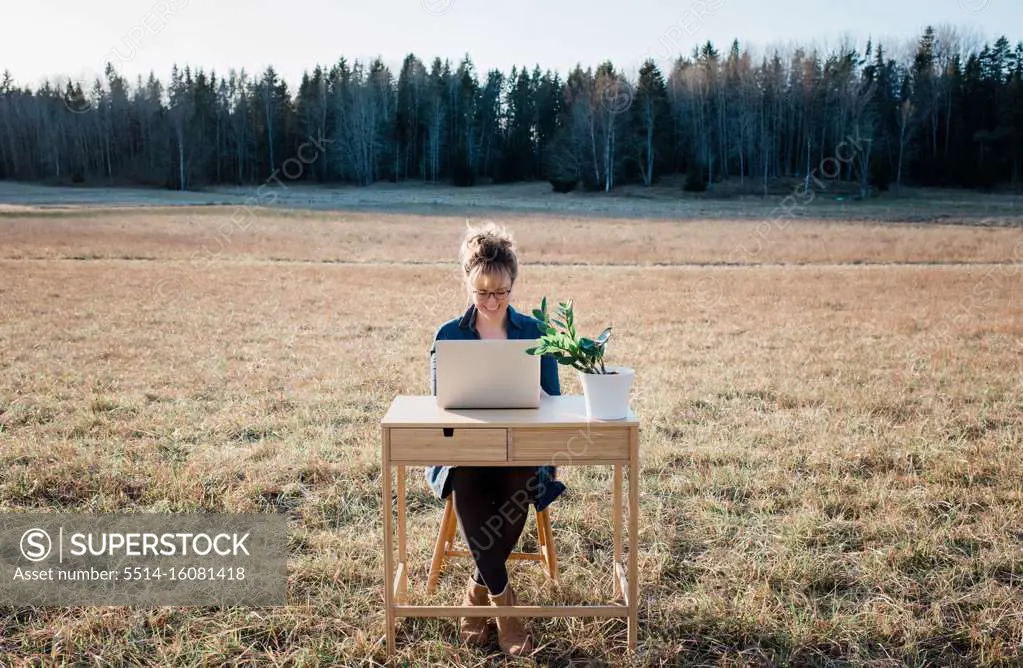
xmin=460 ymin=221 xmax=518 ymax=284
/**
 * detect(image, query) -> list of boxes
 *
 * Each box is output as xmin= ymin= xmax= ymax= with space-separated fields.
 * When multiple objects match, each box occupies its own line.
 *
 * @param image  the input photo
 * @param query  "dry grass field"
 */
xmin=1 ymin=196 xmax=1022 ymax=666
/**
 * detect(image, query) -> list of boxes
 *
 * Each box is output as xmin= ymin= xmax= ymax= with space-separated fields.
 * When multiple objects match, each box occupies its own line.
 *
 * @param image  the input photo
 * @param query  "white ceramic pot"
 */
xmin=578 ymin=365 xmax=635 ymax=420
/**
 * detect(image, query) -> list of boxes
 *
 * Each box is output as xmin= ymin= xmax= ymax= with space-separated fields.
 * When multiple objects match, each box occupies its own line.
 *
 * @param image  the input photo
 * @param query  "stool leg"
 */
xmin=396 ymin=465 xmax=408 ymax=604
xmin=538 ymin=509 xmax=559 ymax=583
xmin=536 ymin=509 xmax=548 ymax=570
xmin=427 ymin=497 xmax=456 ymax=594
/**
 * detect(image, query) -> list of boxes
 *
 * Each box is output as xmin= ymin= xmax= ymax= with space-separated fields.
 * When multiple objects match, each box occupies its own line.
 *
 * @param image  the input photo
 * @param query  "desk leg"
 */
xmin=628 ymin=427 xmax=639 ymax=651
xmin=382 ymin=429 xmax=395 ymax=659
xmin=396 ymin=464 xmax=408 ymax=604
xmin=613 ymin=464 xmax=623 ymax=600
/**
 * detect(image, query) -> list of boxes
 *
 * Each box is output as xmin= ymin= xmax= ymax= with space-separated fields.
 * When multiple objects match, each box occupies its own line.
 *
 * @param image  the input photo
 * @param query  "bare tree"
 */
xmin=896 ymin=98 xmax=915 ymax=190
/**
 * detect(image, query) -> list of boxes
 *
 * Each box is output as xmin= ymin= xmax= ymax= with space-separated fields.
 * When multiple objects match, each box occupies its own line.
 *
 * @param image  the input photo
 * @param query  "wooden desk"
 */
xmin=380 ymin=395 xmax=641 ymax=658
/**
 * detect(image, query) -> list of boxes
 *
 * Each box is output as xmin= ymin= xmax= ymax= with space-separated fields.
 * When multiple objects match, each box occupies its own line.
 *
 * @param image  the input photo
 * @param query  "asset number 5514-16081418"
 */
xmin=122 ymin=566 xmax=246 ymax=581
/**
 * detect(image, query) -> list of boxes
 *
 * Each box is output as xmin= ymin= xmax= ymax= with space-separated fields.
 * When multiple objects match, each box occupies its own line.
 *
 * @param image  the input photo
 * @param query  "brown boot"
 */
xmin=459 ymin=577 xmax=492 ymax=645
xmin=488 ymin=583 xmax=534 ymax=657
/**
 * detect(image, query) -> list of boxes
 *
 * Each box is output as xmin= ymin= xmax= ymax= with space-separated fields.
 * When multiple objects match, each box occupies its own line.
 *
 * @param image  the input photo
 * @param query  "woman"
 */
xmin=425 ymin=222 xmax=565 ymax=657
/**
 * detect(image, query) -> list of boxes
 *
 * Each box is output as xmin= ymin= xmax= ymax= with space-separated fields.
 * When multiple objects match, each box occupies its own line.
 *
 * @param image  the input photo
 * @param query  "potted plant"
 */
xmin=526 ymin=296 xmax=635 ymax=420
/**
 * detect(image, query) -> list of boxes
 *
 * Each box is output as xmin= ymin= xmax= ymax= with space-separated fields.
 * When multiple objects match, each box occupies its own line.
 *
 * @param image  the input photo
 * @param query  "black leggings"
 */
xmin=448 ymin=466 xmax=538 ymax=595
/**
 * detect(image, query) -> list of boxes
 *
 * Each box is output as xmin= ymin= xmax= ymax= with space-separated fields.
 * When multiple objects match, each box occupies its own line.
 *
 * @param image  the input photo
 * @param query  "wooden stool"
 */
xmin=426 ymin=496 xmax=558 ymax=594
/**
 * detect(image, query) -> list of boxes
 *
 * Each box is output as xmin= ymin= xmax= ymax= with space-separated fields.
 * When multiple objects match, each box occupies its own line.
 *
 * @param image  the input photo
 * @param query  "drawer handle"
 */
xmin=443 ymin=427 xmax=454 ymax=438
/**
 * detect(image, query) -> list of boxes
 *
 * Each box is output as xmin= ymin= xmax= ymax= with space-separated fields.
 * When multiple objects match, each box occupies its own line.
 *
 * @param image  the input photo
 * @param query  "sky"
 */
xmin=3 ymin=0 xmax=1021 ymax=91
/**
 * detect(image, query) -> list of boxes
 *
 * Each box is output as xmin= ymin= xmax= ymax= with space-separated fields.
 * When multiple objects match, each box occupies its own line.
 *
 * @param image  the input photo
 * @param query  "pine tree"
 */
xmin=631 ymin=59 xmax=670 ymax=186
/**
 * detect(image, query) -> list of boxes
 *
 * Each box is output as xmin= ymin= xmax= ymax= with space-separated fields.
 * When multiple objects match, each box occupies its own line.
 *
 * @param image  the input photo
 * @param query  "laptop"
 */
xmin=435 ymin=339 xmax=542 ymax=409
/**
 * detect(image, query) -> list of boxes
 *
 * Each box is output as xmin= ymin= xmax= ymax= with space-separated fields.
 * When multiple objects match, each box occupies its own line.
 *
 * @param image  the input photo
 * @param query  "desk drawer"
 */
xmin=510 ymin=427 xmax=630 ymax=462
xmin=388 ymin=428 xmax=507 ymax=463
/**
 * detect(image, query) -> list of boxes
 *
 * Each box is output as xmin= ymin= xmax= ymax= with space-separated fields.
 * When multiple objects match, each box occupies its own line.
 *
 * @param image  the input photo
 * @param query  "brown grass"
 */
xmin=1 ymin=204 xmax=1022 ymax=666
xmin=2 ymin=206 xmax=1023 ymax=268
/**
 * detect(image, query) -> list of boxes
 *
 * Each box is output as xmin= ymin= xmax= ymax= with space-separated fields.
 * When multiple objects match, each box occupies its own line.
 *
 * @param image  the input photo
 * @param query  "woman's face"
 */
xmin=467 ymin=268 xmax=513 ymax=327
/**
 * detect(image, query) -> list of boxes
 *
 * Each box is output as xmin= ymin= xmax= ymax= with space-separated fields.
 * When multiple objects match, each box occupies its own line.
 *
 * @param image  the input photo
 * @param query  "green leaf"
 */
xmin=595 ymin=326 xmax=612 ymax=346
xmin=552 ymin=318 xmax=568 ymax=330
xmin=533 ymin=296 xmax=549 ymax=322
xmin=545 ymin=325 xmax=557 ymax=336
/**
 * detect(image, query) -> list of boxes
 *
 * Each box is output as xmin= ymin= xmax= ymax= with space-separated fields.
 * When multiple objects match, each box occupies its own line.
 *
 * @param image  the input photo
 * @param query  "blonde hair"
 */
xmin=460 ymin=221 xmax=518 ymax=288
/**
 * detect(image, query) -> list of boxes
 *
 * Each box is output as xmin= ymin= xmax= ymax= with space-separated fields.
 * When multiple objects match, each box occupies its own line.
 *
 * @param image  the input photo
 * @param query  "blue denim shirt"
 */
xmin=425 ymin=302 xmax=567 ymax=512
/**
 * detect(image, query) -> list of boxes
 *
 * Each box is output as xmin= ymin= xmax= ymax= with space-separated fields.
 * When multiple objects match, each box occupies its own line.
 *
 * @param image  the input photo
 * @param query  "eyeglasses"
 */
xmin=472 ymin=287 xmax=512 ymax=301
